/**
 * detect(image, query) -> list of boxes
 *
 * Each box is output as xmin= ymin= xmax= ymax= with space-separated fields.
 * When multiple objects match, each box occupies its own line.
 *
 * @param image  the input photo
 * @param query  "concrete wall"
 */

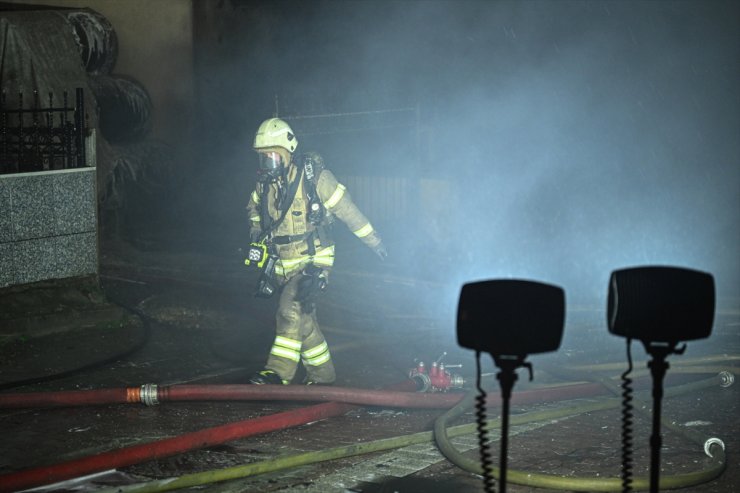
xmin=0 ymin=167 xmax=98 ymax=287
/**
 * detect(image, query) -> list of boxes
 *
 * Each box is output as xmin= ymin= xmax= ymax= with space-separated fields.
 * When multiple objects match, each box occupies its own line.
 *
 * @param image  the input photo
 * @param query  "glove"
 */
xmin=296 ymin=265 xmax=328 ymax=312
xmin=373 ymin=242 xmax=388 ymax=261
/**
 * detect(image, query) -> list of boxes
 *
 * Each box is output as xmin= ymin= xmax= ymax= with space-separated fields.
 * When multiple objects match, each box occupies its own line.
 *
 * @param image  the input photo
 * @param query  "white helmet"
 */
xmin=253 ymin=118 xmax=298 ymax=153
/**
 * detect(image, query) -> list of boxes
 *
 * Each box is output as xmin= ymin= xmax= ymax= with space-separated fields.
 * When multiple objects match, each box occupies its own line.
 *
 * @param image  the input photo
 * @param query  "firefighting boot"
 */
xmin=248 ymin=370 xmax=286 ymax=385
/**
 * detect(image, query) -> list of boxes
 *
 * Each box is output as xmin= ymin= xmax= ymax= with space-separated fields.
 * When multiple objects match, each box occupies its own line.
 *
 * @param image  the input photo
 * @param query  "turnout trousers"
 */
xmin=264 ymin=272 xmax=336 ymax=384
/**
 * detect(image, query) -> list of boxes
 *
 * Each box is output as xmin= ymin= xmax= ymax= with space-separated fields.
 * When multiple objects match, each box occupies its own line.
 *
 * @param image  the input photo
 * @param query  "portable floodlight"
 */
xmin=607 ymin=265 xmax=715 ymax=493
xmin=457 ymin=279 xmax=566 ymax=493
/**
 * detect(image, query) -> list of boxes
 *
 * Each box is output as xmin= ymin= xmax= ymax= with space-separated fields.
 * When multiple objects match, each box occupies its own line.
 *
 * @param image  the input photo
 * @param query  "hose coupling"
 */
xmin=411 ymin=373 xmax=432 ymax=392
xmin=140 ymin=383 xmax=159 ymax=406
xmin=703 ymin=437 xmax=725 ymax=458
xmin=718 ymin=371 xmax=734 ymax=388
xmin=449 ymin=374 xmax=465 ymax=388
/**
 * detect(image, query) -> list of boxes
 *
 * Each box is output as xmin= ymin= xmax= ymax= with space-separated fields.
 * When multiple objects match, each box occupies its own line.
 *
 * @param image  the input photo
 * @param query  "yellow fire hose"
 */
xmin=104 ymin=369 xmax=732 ymax=493
xmin=434 ymin=371 xmax=730 ymax=491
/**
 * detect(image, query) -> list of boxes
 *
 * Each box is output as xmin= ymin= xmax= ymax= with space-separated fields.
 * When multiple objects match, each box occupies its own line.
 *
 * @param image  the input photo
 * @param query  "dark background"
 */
xmin=0 ymin=3 xmax=738 ymax=490
xmin=176 ymin=0 xmax=739 ymax=309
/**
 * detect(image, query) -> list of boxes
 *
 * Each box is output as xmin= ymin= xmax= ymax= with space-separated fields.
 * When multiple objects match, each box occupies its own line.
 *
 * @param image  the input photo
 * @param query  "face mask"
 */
xmin=257 ymin=151 xmax=284 ymax=182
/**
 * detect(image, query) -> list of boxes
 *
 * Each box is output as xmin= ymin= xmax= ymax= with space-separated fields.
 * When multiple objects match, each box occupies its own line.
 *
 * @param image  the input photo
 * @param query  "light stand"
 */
xmin=492 ymin=354 xmax=532 ymax=493
xmin=643 ymin=341 xmax=685 ymax=492
xmin=457 ymin=279 xmax=565 ymax=493
xmin=607 ymin=266 xmax=715 ymax=493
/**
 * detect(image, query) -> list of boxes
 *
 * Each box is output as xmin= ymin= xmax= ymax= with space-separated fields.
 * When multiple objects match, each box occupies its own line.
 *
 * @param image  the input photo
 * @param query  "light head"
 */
xmin=607 ymin=265 xmax=715 ymax=343
xmin=457 ymin=279 xmax=565 ymax=356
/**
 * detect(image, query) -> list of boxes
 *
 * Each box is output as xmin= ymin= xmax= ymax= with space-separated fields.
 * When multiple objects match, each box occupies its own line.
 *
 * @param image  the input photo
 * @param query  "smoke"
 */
xmin=335 ymin=0 xmax=739 ymax=303
xmin=191 ymin=0 xmax=739 ymax=308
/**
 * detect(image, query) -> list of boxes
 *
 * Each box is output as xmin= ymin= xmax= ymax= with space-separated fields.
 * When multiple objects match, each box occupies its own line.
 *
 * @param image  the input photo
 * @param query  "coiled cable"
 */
xmin=620 ymin=338 xmax=635 ymax=493
xmin=475 ymin=351 xmax=495 ymax=493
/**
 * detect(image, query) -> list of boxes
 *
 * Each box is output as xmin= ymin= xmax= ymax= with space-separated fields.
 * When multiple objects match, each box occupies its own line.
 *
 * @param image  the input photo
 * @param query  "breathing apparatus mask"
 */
xmin=257 ymin=150 xmax=286 ymax=183
xmin=253 ymin=118 xmax=297 ymax=183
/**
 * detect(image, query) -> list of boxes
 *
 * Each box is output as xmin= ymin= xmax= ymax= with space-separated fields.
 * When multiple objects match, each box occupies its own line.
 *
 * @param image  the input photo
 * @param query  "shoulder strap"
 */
xmin=302 ymin=152 xmax=325 ymax=187
xmin=258 ymin=165 xmax=304 ymax=242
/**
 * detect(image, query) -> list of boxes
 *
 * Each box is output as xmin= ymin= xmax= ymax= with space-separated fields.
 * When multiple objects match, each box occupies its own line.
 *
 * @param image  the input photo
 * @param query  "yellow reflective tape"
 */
xmin=274 ymin=336 xmax=302 ymax=351
xmin=313 ymin=247 xmax=335 ymax=267
xmin=249 ymin=215 xmax=261 ymax=222
xmin=275 ymin=263 xmax=296 ymax=277
xmin=274 ymin=246 xmax=336 ymax=275
xmin=353 ymin=223 xmax=374 ymax=238
xmin=325 ymin=183 xmax=346 ymax=209
xmin=302 ymin=342 xmax=331 ymax=366
xmin=280 ymin=257 xmax=306 ymax=267
xmin=251 ymin=190 xmax=260 ymax=204
xmin=304 ymin=350 xmax=331 ymax=366
xmin=302 ymin=341 xmax=328 ymax=358
xmin=270 ymin=346 xmax=301 ymax=362
xmin=315 ymin=245 xmax=335 ymax=256
xmin=312 ymin=258 xmax=334 ymax=267
xmin=276 ymin=259 xmax=306 ymax=276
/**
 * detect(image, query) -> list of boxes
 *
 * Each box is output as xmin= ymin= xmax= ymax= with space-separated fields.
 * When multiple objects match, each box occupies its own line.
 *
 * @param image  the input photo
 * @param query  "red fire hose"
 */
xmin=0 ymin=380 xmax=423 ymax=492
xmin=0 ymin=396 xmax=358 ymax=492
xmin=0 ymin=380 xmax=608 ymax=492
xmin=0 ymin=383 xmax=455 ymax=409
xmin=0 ymin=381 xmax=607 ymax=409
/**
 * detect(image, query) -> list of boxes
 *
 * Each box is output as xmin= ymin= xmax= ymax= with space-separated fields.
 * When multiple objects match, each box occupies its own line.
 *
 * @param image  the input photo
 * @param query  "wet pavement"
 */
xmin=1 ymin=239 xmax=738 ymax=492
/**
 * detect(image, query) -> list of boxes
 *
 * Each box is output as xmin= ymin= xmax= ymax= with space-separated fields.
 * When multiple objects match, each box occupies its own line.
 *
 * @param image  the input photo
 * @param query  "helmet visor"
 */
xmin=258 ymin=151 xmax=283 ymax=172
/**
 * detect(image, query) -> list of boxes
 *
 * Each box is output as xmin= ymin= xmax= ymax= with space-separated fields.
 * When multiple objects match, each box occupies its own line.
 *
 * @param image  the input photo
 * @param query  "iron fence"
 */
xmin=0 ymin=88 xmax=87 ymax=174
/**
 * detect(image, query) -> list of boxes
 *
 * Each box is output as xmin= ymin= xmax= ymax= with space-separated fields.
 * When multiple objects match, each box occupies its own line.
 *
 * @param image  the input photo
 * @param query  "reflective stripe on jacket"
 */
xmin=316 ymin=169 xmax=382 ymax=249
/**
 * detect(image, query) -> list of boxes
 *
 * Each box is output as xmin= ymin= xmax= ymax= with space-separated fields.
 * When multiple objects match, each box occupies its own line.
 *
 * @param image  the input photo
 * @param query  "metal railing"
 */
xmin=276 ymin=101 xmax=423 ymax=232
xmin=0 ymin=88 xmax=87 ymax=174
xmin=283 ymin=107 xmax=418 ymax=137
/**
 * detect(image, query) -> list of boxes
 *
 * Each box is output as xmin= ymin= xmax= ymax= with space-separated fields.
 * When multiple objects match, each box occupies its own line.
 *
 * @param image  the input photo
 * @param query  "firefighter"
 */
xmin=246 ymin=117 xmax=387 ymax=385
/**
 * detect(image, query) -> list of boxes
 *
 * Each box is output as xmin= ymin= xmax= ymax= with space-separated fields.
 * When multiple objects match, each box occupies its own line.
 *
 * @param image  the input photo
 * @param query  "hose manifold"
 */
xmin=140 ymin=384 xmax=159 ymax=406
